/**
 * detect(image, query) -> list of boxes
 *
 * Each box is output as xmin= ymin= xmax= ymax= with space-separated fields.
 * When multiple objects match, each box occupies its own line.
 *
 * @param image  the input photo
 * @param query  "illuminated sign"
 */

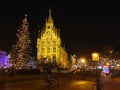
xmin=92 ymin=53 xmax=99 ymax=61
xmin=103 ymin=65 xmax=109 ymax=74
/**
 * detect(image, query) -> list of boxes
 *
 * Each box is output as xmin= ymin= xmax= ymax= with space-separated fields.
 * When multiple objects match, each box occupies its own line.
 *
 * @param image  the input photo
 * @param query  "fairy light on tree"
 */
xmin=11 ymin=14 xmax=32 ymax=69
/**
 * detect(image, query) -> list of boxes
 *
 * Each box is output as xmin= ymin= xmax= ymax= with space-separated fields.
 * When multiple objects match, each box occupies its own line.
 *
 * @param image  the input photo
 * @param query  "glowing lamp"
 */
xmin=92 ymin=53 xmax=99 ymax=61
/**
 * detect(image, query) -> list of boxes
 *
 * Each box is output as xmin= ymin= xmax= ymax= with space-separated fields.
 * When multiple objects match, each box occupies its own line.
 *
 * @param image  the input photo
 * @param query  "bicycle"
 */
xmin=42 ymin=75 xmax=58 ymax=90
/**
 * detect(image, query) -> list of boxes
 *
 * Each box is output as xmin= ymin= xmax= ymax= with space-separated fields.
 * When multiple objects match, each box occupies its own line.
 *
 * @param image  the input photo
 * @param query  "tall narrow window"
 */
xmin=47 ymin=47 xmax=50 ymax=53
xmin=41 ymin=47 xmax=44 ymax=53
xmin=53 ymin=47 xmax=56 ymax=52
xmin=47 ymin=26 xmax=50 ymax=29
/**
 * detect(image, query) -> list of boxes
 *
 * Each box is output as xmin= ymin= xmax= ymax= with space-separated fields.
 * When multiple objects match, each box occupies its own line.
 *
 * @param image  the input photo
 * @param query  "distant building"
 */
xmin=37 ymin=9 xmax=69 ymax=68
xmin=0 ymin=51 xmax=10 ymax=68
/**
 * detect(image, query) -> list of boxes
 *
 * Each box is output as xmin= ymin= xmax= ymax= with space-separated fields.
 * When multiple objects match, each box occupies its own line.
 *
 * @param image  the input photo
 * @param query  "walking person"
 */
xmin=9 ymin=66 xmax=14 ymax=77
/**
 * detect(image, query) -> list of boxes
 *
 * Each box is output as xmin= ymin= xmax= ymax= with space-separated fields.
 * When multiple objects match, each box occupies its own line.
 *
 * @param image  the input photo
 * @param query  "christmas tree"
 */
xmin=11 ymin=15 xmax=32 ymax=69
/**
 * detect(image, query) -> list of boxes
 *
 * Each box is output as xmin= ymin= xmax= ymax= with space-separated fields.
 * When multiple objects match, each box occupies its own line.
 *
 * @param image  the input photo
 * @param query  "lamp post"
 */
xmin=81 ymin=58 xmax=85 ymax=63
xmin=80 ymin=58 xmax=86 ymax=68
xmin=92 ymin=52 xmax=100 ymax=90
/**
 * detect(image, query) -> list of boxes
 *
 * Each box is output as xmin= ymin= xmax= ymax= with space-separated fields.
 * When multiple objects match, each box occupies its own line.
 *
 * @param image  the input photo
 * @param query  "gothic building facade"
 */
xmin=37 ymin=9 xmax=69 ymax=68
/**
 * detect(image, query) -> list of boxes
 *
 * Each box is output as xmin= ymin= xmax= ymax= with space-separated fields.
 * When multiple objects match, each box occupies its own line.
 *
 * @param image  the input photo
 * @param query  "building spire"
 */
xmin=45 ymin=8 xmax=54 ymax=27
xmin=49 ymin=9 xmax=52 ymax=18
xmin=47 ymin=8 xmax=53 ymax=22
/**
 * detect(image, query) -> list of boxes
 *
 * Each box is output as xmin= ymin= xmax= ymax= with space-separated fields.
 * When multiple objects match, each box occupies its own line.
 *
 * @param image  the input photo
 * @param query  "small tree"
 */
xmin=100 ymin=46 xmax=120 ymax=67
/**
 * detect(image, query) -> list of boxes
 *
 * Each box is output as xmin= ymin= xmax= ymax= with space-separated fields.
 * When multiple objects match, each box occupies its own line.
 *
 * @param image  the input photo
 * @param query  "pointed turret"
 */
xmin=37 ymin=30 xmax=40 ymax=38
xmin=45 ymin=9 xmax=54 ymax=28
xmin=58 ymin=26 xmax=60 ymax=37
xmin=48 ymin=9 xmax=52 ymax=21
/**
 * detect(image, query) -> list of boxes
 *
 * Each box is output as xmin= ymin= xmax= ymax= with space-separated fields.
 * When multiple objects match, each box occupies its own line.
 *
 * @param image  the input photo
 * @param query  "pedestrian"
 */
xmin=9 ymin=66 xmax=14 ymax=77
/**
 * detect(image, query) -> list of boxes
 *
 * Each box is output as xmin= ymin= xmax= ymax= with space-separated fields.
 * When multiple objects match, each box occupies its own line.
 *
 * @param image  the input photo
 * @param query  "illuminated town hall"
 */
xmin=37 ymin=9 xmax=68 ymax=68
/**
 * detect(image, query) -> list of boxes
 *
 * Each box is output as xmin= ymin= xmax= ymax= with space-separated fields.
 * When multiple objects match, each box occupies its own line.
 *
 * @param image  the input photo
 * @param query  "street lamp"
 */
xmin=79 ymin=57 xmax=86 ymax=68
xmin=92 ymin=52 xmax=100 ymax=90
xmin=92 ymin=53 xmax=99 ymax=62
xmin=81 ymin=58 xmax=85 ymax=63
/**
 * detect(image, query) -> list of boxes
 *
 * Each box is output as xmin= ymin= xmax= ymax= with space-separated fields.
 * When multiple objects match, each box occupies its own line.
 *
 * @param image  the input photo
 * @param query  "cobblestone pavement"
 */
xmin=1 ymin=74 xmax=120 ymax=90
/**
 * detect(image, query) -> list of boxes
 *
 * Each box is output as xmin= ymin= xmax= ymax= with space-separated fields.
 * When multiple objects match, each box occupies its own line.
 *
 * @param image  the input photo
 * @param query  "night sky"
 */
xmin=0 ymin=0 xmax=120 ymax=57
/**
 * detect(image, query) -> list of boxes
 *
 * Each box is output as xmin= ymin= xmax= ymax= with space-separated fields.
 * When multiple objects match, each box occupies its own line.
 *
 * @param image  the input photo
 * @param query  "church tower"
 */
xmin=37 ymin=9 xmax=68 ymax=68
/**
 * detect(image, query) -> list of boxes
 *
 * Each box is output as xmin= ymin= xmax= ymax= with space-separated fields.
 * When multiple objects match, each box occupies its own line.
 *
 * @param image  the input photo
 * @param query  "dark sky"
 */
xmin=0 ymin=0 xmax=120 ymax=57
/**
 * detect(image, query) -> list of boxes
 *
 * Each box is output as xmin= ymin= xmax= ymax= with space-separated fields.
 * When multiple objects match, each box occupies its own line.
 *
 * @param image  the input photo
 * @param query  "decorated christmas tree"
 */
xmin=11 ymin=15 xmax=32 ymax=69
